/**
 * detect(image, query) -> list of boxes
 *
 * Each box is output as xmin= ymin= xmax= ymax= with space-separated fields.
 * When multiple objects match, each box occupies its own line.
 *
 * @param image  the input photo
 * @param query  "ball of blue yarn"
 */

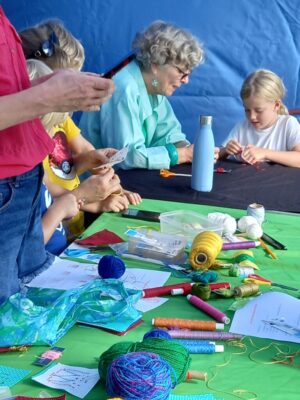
xmin=98 ymin=255 xmax=126 ymax=279
xmin=143 ymin=329 xmax=172 ymax=341
xmin=106 ymin=351 xmax=174 ymax=400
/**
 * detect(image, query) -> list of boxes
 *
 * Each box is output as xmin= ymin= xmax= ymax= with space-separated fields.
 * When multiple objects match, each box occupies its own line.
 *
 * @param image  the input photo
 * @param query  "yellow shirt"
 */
xmin=43 ymin=117 xmax=81 ymax=191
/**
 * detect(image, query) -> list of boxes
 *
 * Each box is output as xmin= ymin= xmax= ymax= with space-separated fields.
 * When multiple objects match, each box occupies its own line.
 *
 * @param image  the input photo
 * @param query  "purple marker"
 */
xmin=187 ymin=294 xmax=230 ymax=324
xmin=222 ymin=240 xmax=260 ymax=251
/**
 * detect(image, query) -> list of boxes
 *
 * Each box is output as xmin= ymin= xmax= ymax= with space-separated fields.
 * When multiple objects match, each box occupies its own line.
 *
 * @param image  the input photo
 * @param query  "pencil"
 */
xmin=259 ymin=238 xmax=278 ymax=260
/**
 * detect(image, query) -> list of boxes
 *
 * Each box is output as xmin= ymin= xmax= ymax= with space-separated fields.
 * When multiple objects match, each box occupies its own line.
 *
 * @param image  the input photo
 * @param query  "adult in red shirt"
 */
xmin=0 ymin=7 xmax=116 ymax=304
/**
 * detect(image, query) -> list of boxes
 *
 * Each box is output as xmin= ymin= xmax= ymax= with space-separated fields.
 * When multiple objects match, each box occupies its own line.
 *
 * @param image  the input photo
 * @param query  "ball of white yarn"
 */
xmin=246 ymin=223 xmax=263 ymax=239
xmin=237 ymin=216 xmax=258 ymax=233
xmin=208 ymin=212 xmax=237 ymax=235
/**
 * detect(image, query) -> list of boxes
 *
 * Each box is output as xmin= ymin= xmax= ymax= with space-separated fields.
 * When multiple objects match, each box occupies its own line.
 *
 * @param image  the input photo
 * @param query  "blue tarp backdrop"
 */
xmin=3 ymin=0 xmax=300 ymax=145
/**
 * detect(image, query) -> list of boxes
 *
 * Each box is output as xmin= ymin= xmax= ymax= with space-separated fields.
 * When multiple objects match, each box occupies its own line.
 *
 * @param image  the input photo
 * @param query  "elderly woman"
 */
xmin=80 ymin=20 xmax=204 ymax=169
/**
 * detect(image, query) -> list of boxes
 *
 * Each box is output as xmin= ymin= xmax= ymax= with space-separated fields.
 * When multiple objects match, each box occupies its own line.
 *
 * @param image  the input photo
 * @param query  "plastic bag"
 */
xmin=0 ymin=279 xmax=141 ymax=346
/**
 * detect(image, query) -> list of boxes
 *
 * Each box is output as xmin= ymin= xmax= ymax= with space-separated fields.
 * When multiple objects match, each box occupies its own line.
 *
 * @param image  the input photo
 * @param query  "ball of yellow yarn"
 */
xmin=189 ymin=231 xmax=223 ymax=270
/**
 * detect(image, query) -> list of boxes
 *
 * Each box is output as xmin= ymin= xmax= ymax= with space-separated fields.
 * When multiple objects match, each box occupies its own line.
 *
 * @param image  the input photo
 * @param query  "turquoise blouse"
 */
xmin=79 ymin=60 xmax=188 ymax=169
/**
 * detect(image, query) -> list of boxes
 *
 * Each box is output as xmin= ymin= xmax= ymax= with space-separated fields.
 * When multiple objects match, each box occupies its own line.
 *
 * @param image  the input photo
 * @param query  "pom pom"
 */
xmin=245 ymin=223 xmax=263 ymax=240
xmin=208 ymin=212 xmax=237 ymax=235
xmin=143 ymin=329 xmax=172 ymax=341
xmin=237 ymin=216 xmax=257 ymax=232
xmin=98 ymin=255 xmax=126 ymax=279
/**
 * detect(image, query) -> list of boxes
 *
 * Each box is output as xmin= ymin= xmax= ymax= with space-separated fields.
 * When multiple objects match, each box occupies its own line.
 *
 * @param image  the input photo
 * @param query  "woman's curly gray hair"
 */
xmin=132 ymin=20 xmax=204 ymax=71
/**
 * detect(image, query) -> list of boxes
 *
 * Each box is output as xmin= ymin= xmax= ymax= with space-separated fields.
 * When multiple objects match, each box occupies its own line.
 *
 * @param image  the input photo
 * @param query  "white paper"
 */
xmin=93 ymin=146 xmax=128 ymax=170
xmin=32 ymin=363 xmax=99 ymax=399
xmin=28 ymin=257 xmax=98 ymax=290
xmin=230 ymin=291 xmax=300 ymax=343
xmin=135 ymin=297 xmax=169 ymax=312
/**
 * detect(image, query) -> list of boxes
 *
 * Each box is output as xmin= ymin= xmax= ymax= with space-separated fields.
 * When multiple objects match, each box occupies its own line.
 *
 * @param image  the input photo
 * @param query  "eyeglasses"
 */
xmin=173 ymin=65 xmax=191 ymax=80
xmin=34 ymin=31 xmax=59 ymax=58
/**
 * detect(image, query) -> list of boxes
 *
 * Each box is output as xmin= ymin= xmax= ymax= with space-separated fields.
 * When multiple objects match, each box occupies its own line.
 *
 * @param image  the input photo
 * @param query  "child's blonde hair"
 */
xmin=240 ymin=69 xmax=289 ymax=115
xmin=20 ymin=19 xmax=85 ymax=71
xmin=27 ymin=59 xmax=68 ymax=131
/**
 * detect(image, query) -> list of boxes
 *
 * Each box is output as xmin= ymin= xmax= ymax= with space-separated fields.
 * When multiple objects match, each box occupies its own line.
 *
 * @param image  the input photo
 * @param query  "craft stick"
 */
xmin=259 ymin=238 xmax=278 ymax=260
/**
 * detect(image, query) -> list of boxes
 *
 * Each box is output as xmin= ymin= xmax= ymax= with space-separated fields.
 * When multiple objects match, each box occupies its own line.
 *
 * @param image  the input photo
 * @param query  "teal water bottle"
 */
xmin=191 ymin=115 xmax=215 ymax=192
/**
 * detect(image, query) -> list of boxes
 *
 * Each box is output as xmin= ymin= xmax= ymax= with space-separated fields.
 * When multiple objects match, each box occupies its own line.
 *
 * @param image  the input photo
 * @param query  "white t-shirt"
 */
xmin=223 ymin=115 xmax=300 ymax=151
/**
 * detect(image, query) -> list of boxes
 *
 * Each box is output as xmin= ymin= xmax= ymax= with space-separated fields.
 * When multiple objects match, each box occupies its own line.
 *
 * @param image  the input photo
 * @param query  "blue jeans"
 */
xmin=0 ymin=164 xmax=54 ymax=304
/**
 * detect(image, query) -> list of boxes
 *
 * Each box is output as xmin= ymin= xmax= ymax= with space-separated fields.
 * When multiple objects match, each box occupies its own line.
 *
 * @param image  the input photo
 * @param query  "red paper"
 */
xmin=75 ymin=229 xmax=124 ymax=246
xmin=16 ymin=396 xmax=66 ymax=400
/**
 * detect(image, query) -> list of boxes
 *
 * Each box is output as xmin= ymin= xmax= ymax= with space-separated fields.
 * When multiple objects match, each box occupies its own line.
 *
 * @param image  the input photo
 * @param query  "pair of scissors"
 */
xmin=243 ymin=274 xmax=298 ymax=291
xmin=160 ymin=169 xmax=191 ymax=178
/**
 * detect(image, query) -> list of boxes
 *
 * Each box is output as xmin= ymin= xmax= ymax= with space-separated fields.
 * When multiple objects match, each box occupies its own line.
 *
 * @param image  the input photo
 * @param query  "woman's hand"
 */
xmin=177 ymin=144 xmax=194 ymax=164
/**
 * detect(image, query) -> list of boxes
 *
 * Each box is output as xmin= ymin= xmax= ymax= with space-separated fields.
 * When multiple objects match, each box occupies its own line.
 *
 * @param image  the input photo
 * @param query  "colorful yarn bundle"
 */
xmin=106 ymin=351 xmax=174 ymax=400
xmin=190 ymin=284 xmax=211 ymax=300
xmin=98 ymin=255 xmax=126 ymax=279
xmin=99 ymin=338 xmax=191 ymax=385
xmin=229 ymin=250 xmax=259 ymax=270
xmin=188 ymin=270 xmax=218 ymax=283
xmin=189 ymin=231 xmax=223 ymax=270
xmin=152 ymin=317 xmax=223 ymax=331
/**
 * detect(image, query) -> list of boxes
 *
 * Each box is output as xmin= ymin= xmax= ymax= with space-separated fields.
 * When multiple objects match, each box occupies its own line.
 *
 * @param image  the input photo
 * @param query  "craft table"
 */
xmin=117 ymin=159 xmax=300 ymax=213
xmin=1 ymin=199 xmax=300 ymax=399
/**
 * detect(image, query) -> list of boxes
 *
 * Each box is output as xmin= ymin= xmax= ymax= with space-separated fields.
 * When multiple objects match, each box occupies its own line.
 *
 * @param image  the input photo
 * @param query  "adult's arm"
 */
xmin=0 ymin=70 xmax=114 ymax=130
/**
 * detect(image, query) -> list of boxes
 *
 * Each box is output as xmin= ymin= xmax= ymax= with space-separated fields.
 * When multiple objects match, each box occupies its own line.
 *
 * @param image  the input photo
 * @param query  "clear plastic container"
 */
xmin=159 ymin=210 xmax=223 ymax=241
xmin=126 ymin=228 xmax=187 ymax=264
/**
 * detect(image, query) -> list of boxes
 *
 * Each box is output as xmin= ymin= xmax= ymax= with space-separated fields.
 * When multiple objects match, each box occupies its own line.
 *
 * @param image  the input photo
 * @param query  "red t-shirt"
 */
xmin=0 ymin=7 xmax=54 ymax=179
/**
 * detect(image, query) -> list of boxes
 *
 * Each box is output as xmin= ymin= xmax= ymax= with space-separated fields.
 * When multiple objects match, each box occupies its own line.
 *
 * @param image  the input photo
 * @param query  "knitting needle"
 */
xmin=259 ymin=238 xmax=278 ymax=260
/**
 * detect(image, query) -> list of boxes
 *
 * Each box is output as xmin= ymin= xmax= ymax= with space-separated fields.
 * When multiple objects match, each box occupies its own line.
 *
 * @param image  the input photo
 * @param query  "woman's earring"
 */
xmin=151 ymin=78 xmax=158 ymax=88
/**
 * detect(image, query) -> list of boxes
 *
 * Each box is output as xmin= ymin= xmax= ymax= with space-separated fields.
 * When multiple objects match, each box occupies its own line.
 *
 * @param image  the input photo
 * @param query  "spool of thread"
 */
xmin=143 ymin=329 xmax=172 ymax=341
xmin=175 ymin=340 xmax=224 ymax=354
xmin=152 ymin=317 xmax=224 ymax=331
xmin=171 ymin=282 xmax=230 ymax=296
xmin=222 ymin=240 xmax=260 ymax=250
xmin=106 ymin=352 xmax=174 ymax=400
xmin=233 ymin=283 xmax=260 ymax=297
xmin=169 ymin=330 xmax=243 ymax=341
xmin=231 ymin=250 xmax=259 ymax=270
xmin=99 ymin=338 xmax=191 ymax=385
xmin=189 ymin=231 xmax=223 ymax=270
xmin=247 ymin=203 xmax=265 ymax=225
xmin=187 ymin=295 xmax=230 ymax=324
xmin=98 ymin=255 xmax=126 ymax=279
xmin=229 ymin=265 xmax=254 ymax=278
xmin=143 ymin=282 xmax=193 ymax=298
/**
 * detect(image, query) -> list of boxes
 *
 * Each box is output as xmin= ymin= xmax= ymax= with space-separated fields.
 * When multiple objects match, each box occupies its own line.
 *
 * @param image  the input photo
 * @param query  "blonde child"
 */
xmin=220 ymin=69 xmax=300 ymax=167
xmin=27 ymin=59 xmax=123 ymax=253
xmin=20 ymin=20 xmax=141 ymax=208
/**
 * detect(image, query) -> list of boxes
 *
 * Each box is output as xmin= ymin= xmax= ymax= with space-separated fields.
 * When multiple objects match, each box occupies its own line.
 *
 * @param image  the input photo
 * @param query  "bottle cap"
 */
xmin=200 ymin=115 xmax=213 ymax=125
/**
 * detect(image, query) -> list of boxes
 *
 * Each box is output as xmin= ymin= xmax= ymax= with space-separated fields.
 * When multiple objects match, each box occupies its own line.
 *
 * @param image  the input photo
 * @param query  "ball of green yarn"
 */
xmin=134 ymin=338 xmax=191 ymax=384
xmin=98 ymin=341 xmax=132 ymax=381
xmin=98 ymin=338 xmax=191 ymax=385
xmin=191 ymin=284 xmax=211 ymax=300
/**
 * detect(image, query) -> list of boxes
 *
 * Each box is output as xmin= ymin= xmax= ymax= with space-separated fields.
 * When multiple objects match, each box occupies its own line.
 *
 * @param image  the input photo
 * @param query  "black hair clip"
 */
xmin=34 ymin=31 xmax=59 ymax=58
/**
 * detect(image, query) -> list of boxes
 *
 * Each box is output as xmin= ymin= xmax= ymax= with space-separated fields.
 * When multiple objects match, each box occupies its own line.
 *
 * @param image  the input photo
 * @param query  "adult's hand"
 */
xmin=73 ymin=168 xmax=121 ymax=205
xmin=41 ymin=69 xmax=115 ymax=112
xmin=74 ymin=148 xmax=118 ymax=175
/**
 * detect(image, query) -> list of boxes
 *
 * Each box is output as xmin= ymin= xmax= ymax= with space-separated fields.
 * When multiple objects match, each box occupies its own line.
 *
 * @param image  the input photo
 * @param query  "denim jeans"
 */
xmin=0 ymin=164 xmax=54 ymax=304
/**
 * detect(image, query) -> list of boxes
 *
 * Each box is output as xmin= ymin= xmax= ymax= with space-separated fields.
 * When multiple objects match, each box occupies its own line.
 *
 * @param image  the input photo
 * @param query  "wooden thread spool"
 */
xmin=233 ymin=283 xmax=260 ymax=297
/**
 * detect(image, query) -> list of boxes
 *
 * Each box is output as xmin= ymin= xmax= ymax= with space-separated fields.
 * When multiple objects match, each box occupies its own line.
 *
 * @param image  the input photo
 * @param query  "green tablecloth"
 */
xmin=2 ymin=199 xmax=300 ymax=399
